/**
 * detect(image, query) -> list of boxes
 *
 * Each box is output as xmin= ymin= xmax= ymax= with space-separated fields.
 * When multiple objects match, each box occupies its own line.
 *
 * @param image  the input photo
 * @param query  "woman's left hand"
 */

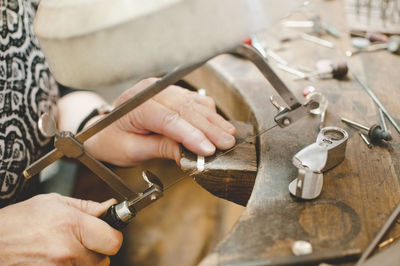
xmin=84 ymin=78 xmax=236 ymax=166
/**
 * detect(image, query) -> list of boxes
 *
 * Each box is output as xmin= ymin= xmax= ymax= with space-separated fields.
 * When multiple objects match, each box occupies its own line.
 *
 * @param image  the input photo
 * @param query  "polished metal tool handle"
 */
xmin=102 ymin=202 xmax=135 ymax=230
xmin=101 ymin=171 xmax=164 ymax=230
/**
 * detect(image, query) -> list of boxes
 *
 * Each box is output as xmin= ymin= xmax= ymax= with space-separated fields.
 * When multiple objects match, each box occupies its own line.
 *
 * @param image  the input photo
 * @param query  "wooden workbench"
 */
xmin=183 ymin=0 xmax=400 ymax=264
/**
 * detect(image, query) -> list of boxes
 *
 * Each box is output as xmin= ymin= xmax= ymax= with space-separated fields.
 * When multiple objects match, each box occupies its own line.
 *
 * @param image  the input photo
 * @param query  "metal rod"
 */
xmin=78 ymin=151 xmax=138 ymax=200
xmin=23 ymin=150 xmax=63 ymax=179
xmin=266 ymin=50 xmax=288 ymax=66
xmin=229 ymin=248 xmax=361 ymax=266
xmin=77 ymin=61 xmax=205 ymax=143
xmin=352 ymin=72 xmax=400 ymax=134
xmin=277 ymin=64 xmax=306 ymax=78
xmin=283 ymin=20 xmax=314 ymax=27
xmin=319 ymin=110 xmax=326 ymax=130
xmin=359 ymin=132 xmax=373 ymax=149
xmin=300 ymin=33 xmax=335 ymax=48
xmin=378 ymin=108 xmax=388 ymax=132
xmin=356 ymin=202 xmax=400 ymax=265
xmin=379 ymin=234 xmax=400 ymax=249
xmin=341 ymin=117 xmax=370 ymax=131
xmin=345 ymin=43 xmax=388 ymax=57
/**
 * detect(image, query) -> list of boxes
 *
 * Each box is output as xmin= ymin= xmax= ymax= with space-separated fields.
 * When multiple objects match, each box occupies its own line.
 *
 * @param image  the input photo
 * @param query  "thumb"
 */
xmin=61 ymin=195 xmax=117 ymax=217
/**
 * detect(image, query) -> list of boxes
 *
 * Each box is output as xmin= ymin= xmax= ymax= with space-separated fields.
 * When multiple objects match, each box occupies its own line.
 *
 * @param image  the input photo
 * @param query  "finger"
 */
xmin=151 ymin=86 xmax=234 ymax=135
xmin=98 ymin=256 xmax=111 ymax=266
xmin=193 ymin=94 xmax=217 ymax=111
xmin=76 ymin=213 xmax=123 ymax=256
xmin=60 ymin=196 xmax=115 ymax=217
xmin=101 ymin=198 xmax=118 ymax=210
xmin=154 ymin=86 xmax=217 ymax=113
xmin=175 ymin=107 xmax=235 ymax=150
xmin=170 ymin=87 xmax=217 ymax=111
xmin=129 ymin=100 xmax=216 ymax=156
xmin=116 ymin=77 xmax=159 ymax=106
xmin=193 ymin=104 xmax=236 ymax=136
xmin=123 ymin=134 xmax=181 ymax=164
xmin=80 ymin=251 xmax=109 ymax=266
xmin=87 ymin=132 xmax=180 ymax=166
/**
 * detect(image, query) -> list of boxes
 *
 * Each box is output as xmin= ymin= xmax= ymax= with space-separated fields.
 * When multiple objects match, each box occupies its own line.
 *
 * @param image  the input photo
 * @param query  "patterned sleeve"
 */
xmin=0 ymin=0 xmax=59 ymax=207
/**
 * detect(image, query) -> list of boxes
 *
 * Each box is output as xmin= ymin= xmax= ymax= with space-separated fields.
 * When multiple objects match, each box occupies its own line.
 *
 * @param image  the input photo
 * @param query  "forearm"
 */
xmin=57 ymin=91 xmax=108 ymax=133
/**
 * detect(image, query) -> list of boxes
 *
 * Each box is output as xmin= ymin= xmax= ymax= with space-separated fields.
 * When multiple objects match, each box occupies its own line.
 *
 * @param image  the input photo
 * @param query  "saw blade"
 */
xmin=164 ymin=123 xmax=278 ymax=191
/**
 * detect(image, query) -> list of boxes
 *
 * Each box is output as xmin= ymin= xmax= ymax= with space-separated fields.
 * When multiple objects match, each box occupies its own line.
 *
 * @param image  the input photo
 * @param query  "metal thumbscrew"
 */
xmin=38 ymin=113 xmax=59 ymax=138
xmin=341 ymin=117 xmax=392 ymax=143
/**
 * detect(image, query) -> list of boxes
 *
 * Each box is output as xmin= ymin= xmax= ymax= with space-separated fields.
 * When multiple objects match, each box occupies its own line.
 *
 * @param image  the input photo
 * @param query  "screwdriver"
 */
xmin=346 ymin=35 xmax=400 ymax=56
xmin=341 ymin=117 xmax=392 ymax=143
xmin=295 ymin=61 xmax=348 ymax=81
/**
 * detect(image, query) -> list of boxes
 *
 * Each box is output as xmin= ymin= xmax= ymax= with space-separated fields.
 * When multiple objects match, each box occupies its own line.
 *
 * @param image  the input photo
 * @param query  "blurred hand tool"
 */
xmin=341 ymin=117 xmax=392 ymax=143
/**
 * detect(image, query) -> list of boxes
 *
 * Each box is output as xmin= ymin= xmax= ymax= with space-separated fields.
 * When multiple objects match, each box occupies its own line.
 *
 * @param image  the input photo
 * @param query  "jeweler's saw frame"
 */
xmin=24 ymin=44 xmax=317 ymax=230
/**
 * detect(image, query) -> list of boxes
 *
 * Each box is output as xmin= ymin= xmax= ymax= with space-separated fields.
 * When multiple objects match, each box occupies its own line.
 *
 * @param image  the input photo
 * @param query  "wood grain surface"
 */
xmin=180 ymin=121 xmax=257 ymax=206
xmin=182 ymin=0 xmax=400 ymax=264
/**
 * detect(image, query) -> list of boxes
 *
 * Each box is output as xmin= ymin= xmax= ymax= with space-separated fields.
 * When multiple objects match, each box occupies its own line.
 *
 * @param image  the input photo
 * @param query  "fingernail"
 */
xmin=221 ymin=133 xmax=236 ymax=147
xmin=175 ymin=146 xmax=182 ymax=166
xmin=200 ymin=140 xmax=216 ymax=154
xmin=223 ymin=121 xmax=236 ymax=134
xmin=102 ymin=198 xmax=117 ymax=207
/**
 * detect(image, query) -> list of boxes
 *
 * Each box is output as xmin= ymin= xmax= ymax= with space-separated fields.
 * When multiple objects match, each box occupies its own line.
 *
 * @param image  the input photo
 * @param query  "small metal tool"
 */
xmin=289 ymin=127 xmax=348 ymax=199
xmin=266 ymin=49 xmax=288 ymax=66
xmin=359 ymin=132 xmax=373 ymax=149
xmin=346 ymin=35 xmax=400 ymax=56
xmin=378 ymin=234 xmax=400 ymax=249
xmin=295 ymin=60 xmax=348 ymax=81
xmin=351 ymin=37 xmax=372 ymax=49
xmin=350 ymin=31 xmax=389 ymax=43
xmin=346 ymin=43 xmax=388 ymax=57
xmin=352 ymin=72 xmax=400 ymax=135
xmin=300 ymin=33 xmax=335 ymax=48
xmin=341 ymin=117 xmax=392 ymax=143
xmin=283 ymin=20 xmax=314 ymax=28
xmin=356 ymin=201 xmax=400 ymax=265
xmin=319 ymin=110 xmax=327 ymax=130
xmin=283 ymin=16 xmax=340 ymax=38
xmin=276 ymin=63 xmax=307 ymax=78
xmin=250 ymin=35 xmax=288 ymax=65
xmin=378 ymin=108 xmax=389 ymax=132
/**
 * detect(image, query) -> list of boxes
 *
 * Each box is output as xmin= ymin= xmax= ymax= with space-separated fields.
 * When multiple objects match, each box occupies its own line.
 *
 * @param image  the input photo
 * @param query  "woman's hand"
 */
xmin=84 ymin=78 xmax=236 ymax=166
xmin=0 ymin=194 xmax=122 ymax=265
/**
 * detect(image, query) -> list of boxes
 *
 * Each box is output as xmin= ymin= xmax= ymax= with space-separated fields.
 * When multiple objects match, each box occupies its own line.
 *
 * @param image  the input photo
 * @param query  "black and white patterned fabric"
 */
xmin=0 ymin=0 xmax=58 ymax=207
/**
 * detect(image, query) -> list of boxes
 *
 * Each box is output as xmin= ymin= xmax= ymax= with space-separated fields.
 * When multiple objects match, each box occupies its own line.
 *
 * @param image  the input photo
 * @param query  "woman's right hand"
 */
xmin=0 ymin=193 xmax=122 ymax=265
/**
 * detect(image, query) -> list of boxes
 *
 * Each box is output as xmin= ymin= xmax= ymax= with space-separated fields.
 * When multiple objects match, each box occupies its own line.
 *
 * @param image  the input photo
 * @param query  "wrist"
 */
xmin=83 ymin=113 xmax=112 ymax=163
xmin=76 ymin=104 xmax=113 ymax=133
